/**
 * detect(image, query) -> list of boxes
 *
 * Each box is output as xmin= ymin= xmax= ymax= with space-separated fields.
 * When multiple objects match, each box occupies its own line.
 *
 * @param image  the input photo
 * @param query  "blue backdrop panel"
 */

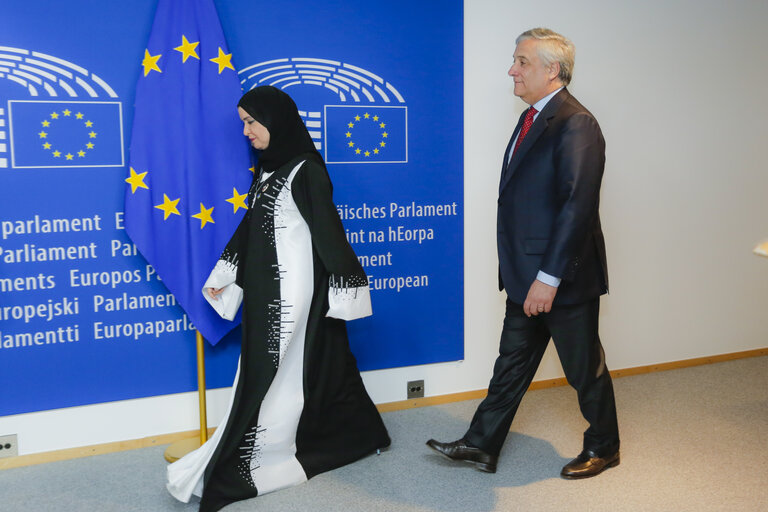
xmin=0 ymin=0 xmax=463 ymax=416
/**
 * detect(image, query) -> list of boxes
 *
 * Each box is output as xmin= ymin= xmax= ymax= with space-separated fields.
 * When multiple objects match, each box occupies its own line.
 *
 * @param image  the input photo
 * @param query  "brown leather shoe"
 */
xmin=426 ymin=439 xmax=498 ymax=473
xmin=561 ymin=449 xmax=620 ymax=479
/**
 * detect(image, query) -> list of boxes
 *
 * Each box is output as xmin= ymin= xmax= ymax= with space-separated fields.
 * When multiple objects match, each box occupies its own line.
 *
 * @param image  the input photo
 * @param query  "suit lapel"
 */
xmin=499 ymin=88 xmax=570 ymax=192
xmin=499 ymin=110 xmax=528 ymax=189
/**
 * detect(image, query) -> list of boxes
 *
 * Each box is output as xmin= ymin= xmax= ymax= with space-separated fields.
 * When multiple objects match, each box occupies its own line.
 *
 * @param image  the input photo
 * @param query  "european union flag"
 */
xmin=324 ymin=105 xmax=407 ymax=164
xmin=9 ymin=101 xmax=124 ymax=168
xmin=125 ymin=0 xmax=251 ymax=345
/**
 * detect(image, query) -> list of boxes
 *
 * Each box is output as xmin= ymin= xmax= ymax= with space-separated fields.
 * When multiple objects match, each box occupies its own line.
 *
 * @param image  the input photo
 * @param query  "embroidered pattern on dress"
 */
xmin=238 ymin=162 xmax=306 ymax=490
xmin=214 ymin=253 xmax=238 ymax=276
xmin=329 ymin=274 xmax=369 ymax=296
xmin=278 ymin=300 xmax=294 ymax=362
xmin=272 ymin=176 xmax=298 ymax=363
xmin=235 ymin=176 xmax=287 ymax=485
xmin=265 ymin=295 xmax=295 ymax=367
xmin=237 ymin=424 xmax=265 ymax=489
xmin=259 ymin=177 xmax=287 ymax=249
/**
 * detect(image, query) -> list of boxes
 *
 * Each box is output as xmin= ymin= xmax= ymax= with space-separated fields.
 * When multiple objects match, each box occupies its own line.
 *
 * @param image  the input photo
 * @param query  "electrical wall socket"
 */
xmin=0 ymin=434 xmax=18 ymax=458
xmin=407 ymin=379 xmax=424 ymax=399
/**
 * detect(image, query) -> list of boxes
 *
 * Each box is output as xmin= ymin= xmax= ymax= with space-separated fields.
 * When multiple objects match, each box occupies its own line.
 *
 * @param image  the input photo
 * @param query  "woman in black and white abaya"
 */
xmin=167 ymin=86 xmax=390 ymax=512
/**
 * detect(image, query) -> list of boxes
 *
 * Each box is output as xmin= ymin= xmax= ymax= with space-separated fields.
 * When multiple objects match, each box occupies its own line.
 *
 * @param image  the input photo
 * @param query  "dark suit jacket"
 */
xmin=497 ymin=88 xmax=608 ymax=305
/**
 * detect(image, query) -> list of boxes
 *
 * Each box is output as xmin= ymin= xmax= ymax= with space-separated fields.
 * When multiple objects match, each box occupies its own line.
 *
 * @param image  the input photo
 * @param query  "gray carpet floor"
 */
xmin=2 ymin=356 xmax=766 ymax=511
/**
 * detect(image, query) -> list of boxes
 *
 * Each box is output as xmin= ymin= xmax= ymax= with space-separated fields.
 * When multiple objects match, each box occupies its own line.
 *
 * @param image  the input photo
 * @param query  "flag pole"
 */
xmin=164 ymin=330 xmax=209 ymax=463
xmin=195 ymin=330 xmax=210 ymax=445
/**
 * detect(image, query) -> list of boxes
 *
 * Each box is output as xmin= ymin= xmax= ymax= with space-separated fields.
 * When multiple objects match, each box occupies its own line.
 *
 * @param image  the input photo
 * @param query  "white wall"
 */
xmin=3 ymin=0 xmax=767 ymax=456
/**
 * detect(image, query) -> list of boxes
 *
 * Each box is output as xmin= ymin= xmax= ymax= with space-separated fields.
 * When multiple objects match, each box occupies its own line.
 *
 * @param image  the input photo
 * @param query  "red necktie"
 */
xmin=511 ymin=107 xmax=538 ymax=159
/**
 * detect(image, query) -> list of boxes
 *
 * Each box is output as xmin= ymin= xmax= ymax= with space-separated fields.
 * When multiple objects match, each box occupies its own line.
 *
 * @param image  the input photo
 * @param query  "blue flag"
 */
xmin=9 ymin=100 xmax=124 ymax=168
xmin=125 ymin=0 xmax=252 ymax=345
xmin=324 ymin=105 xmax=407 ymax=164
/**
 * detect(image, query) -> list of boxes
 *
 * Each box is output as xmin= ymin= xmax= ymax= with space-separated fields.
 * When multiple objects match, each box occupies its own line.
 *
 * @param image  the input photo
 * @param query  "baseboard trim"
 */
xmin=2 ymin=347 xmax=765 ymax=470
xmin=0 ymin=428 xmax=217 ymax=471
xmin=378 ymin=347 xmax=768 ymax=412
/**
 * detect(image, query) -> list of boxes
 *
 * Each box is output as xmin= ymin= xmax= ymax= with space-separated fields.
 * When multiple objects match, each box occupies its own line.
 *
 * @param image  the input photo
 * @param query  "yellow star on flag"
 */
xmin=50 ymin=112 xmax=59 ymax=119
xmin=174 ymin=35 xmax=200 ymax=62
xmin=348 ymin=141 xmax=354 ymax=147
xmin=63 ymin=109 xmax=71 ymax=116
xmin=192 ymin=203 xmax=215 ymax=228
xmin=65 ymin=153 xmax=74 ymax=160
xmin=42 ymin=120 xmax=50 ymax=127
xmin=89 ymin=131 xmax=97 ymax=139
xmin=142 ymin=49 xmax=162 ymax=76
xmin=85 ymin=120 xmax=93 ymax=127
xmin=39 ymin=131 xmax=47 ymax=138
xmin=225 ymin=187 xmax=248 ymax=213
xmin=53 ymin=150 xmax=61 ymax=157
xmin=75 ymin=112 xmax=84 ymax=119
xmin=86 ymin=142 xmax=95 ymax=149
xmin=249 ymin=166 xmax=256 ymax=174
xmin=126 ymin=167 xmax=149 ymax=193
xmin=43 ymin=142 xmax=51 ymax=149
xmin=355 ymin=148 xmax=361 ymax=154
xmin=210 ymin=47 xmax=234 ymax=74
xmin=155 ymin=194 xmax=181 ymax=220
xmin=78 ymin=150 xmax=86 ymax=157
xmin=364 ymin=151 xmax=371 ymax=157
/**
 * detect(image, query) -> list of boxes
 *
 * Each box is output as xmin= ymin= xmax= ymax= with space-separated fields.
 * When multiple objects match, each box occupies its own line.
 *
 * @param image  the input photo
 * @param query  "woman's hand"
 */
xmin=207 ymin=287 xmax=225 ymax=301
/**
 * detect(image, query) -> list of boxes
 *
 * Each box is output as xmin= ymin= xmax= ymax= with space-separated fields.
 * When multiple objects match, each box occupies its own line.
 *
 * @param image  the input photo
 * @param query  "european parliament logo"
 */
xmin=238 ymin=58 xmax=407 ymax=165
xmin=324 ymin=106 xmax=407 ymax=163
xmin=0 ymin=45 xmax=123 ymax=169
xmin=9 ymin=101 xmax=123 ymax=168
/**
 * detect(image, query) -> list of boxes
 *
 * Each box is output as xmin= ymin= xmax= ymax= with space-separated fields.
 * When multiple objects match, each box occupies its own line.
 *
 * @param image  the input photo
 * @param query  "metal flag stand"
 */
xmin=164 ymin=331 xmax=209 ymax=463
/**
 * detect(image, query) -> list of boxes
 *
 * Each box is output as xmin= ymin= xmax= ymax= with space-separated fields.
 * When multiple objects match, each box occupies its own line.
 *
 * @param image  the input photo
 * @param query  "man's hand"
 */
xmin=523 ymin=280 xmax=557 ymax=317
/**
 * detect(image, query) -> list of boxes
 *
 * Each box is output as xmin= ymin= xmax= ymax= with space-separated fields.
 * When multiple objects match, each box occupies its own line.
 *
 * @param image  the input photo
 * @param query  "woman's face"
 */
xmin=238 ymin=106 xmax=270 ymax=150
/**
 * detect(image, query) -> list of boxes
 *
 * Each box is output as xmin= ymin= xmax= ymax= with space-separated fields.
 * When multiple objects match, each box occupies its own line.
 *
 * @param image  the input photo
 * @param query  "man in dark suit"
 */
xmin=427 ymin=28 xmax=620 ymax=479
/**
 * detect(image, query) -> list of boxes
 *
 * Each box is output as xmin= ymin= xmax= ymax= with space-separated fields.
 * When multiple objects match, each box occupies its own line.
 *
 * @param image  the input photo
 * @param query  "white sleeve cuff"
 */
xmin=536 ymin=270 xmax=561 ymax=287
xmin=202 ymin=260 xmax=243 ymax=321
xmin=326 ymin=285 xmax=372 ymax=321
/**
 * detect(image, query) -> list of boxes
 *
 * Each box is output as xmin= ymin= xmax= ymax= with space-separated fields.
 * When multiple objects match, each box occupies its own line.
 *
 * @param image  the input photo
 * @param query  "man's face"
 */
xmin=508 ymin=38 xmax=557 ymax=105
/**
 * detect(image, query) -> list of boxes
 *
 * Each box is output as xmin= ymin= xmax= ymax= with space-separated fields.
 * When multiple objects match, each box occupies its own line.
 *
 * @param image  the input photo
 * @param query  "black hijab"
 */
xmin=237 ymin=86 xmax=324 ymax=173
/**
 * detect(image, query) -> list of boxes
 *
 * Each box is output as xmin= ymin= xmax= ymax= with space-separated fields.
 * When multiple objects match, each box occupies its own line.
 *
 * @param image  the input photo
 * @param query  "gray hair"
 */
xmin=516 ymin=28 xmax=575 ymax=86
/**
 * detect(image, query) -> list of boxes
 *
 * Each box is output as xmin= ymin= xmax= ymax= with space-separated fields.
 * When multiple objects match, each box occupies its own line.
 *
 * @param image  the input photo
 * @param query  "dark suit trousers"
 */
xmin=464 ymin=297 xmax=619 ymax=457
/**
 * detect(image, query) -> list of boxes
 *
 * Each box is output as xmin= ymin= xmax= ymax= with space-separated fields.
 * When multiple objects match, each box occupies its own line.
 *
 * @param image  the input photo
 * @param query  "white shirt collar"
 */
xmin=531 ymin=86 xmax=564 ymax=115
xmin=506 ymin=87 xmax=565 ymax=165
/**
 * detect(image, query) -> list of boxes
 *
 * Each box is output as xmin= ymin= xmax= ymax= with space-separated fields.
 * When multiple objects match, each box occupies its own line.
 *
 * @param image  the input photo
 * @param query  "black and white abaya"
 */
xmin=166 ymin=86 xmax=390 ymax=512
